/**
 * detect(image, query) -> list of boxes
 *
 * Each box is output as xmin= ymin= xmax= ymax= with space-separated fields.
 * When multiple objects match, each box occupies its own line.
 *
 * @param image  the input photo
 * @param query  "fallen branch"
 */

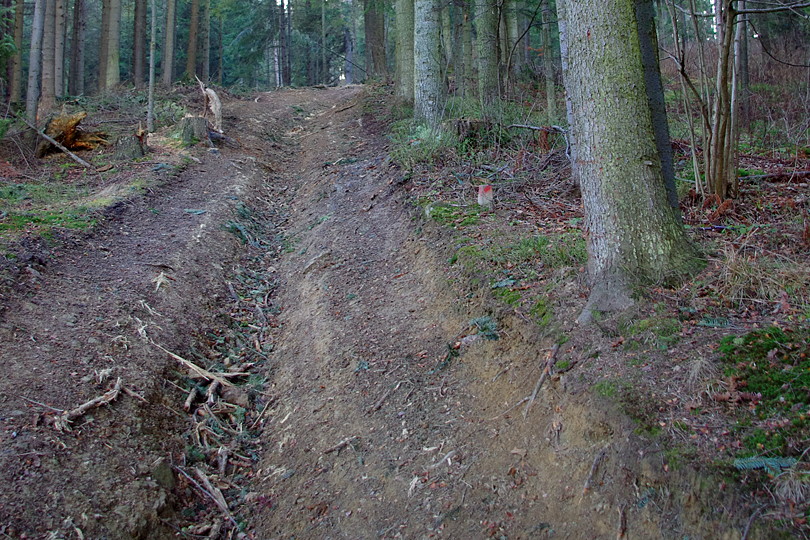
xmin=153 ymin=342 xmax=235 ymax=387
xmin=54 ymin=378 xmax=123 ymax=431
xmin=506 ymin=124 xmax=566 ymax=133
xmin=207 ymin=381 xmax=220 ymax=405
xmin=523 ymin=344 xmax=561 ymax=420
xmin=15 ymin=113 xmax=93 ymax=168
xmin=184 ymin=387 xmax=199 ymax=411
xmin=581 ymin=445 xmax=609 ymax=498
xmin=427 ymin=449 xmax=458 ymax=470
xmin=367 ymin=381 xmax=403 ymax=413
xmin=324 ymin=436 xmax=358 ymax=454
xmin=173 ymin=466 xmax=239 ymax=529
xmin=489 ymin=397 xmax=529 ymax=421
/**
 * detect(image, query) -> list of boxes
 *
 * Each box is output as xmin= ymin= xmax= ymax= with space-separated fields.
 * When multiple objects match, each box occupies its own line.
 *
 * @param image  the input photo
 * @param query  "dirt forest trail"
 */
xmin=0 ymin=86 xmax=758 ymax=539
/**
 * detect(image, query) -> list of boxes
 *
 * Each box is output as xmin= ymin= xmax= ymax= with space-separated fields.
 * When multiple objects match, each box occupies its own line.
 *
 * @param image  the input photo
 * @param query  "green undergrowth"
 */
xmin=717 ymin=326 xmax=810 ymax=457
xmin=0 ymin=181 xmax=99 ymax=237
xmin=389 ymin=120 xmax=455 ymax=169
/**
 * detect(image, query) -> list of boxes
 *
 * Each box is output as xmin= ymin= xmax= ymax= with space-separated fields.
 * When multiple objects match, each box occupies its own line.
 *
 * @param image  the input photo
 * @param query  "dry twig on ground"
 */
xmin=53 ymin=378 xmax=123 ymax=431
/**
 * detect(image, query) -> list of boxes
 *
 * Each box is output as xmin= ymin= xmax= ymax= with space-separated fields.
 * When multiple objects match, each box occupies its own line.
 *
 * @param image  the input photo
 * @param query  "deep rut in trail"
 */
xmin=0 ymin=87 xmax=763 ymax=539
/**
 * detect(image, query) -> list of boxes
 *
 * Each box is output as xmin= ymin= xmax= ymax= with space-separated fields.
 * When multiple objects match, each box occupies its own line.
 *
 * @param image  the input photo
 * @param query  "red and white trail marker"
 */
xmin=477 ymin=184 xmax=494 ymax=208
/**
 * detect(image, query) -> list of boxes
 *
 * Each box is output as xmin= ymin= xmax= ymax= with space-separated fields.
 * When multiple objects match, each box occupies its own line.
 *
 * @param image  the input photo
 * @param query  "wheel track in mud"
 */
xmin=0 ymin=86 xmax=762 ymax=539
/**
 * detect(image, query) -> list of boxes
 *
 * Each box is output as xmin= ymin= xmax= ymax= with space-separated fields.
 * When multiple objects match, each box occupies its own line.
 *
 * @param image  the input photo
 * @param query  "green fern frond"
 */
xmin=733 ymin=456 xmax=798 ymax=475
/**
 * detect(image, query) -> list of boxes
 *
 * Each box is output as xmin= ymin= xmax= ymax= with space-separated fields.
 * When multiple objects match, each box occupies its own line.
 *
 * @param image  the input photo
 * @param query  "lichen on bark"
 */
xmin=559 ymin=0 xmax=702 ymax=323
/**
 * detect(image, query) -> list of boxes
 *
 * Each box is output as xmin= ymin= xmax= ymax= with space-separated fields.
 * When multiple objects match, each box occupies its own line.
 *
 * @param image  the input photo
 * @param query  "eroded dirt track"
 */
xmin=1 ymin=87 xmax=759 ymax=539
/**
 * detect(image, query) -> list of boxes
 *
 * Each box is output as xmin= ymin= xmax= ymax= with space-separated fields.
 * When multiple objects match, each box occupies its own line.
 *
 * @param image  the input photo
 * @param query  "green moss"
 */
xmin=530 ymin=298 xmax=553 ymax=328
xmin=594 ymin=380 xmax=619 ymax=398
xmin=718 ymin=326 xmax=810 ymax=456
xmin=494 ymin=287 xmax=521 ymax=306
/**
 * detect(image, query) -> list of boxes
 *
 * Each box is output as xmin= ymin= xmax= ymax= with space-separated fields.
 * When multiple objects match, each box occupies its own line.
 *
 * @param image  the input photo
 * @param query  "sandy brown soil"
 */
xmin=0 ymin=86 xmax=781 ymax=539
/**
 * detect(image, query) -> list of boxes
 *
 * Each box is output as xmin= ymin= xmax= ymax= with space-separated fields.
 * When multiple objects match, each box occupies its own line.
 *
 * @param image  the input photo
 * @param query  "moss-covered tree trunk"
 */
xmin=559 ymin=0 xmax=701 ymax=323
xmin=394 ymin=0 xmax=414 ymax=104
xmin=475 ymin=0 xmax=499 ymax=109
xmin=414 ymin=0 xmax=443 ymax=128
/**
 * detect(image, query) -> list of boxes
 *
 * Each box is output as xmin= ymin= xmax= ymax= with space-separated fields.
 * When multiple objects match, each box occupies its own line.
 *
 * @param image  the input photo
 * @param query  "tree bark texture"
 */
xmin=99 ymin=0 xmax=110 ymax=87
xmin=413 ymin=0 xmax=443 ymax=128
xmin=475 ymin=0 xmax=499 ymax=109
xmin=201 ymin=0 xmax=210 ymax=81
xmin=559 ymin=0 xmax=699 ymax=321
xmin=162 ymin=0 xmax=176 ymax=85
xmin=133 ymin=0 xmax=148 ymax=87
xmin=440 ymin=2 xmax=453 ymax=76
xmin=26 ymin=0 xmax=47 ymax=125
xmin=186 ymin=0 xmax=200 ymax=79
xmin=53 ymin=0 xmax=64 ymax=96
xmin=541 ymin=0 xmax=556 ymax=121
xmin=147 ymin=0 xmax=156 ymax=131
xmin=102 ymin=0 xmax=121 ymax=90
xmin=635 ymin=0 xmax=678 ymax=214
xmin=394 ymin=0 xmax=414 ymax=103
xmin=68 ymin=0 xmax=86 ymax=95
xmin=9 ymin=0 xmax=24 ymax=103
xmin=460 ymin=6 xmax=473 ymax=98
xmin=505 ymin=0 xmax=520 ymax=78
xmin=364 ymin=0 xmax=387 ymax=78
xmin=40 ymin=0 xmax=56 ymax=111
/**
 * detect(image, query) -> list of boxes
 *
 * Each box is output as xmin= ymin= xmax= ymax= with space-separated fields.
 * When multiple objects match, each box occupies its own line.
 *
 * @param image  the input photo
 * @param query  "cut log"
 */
xmin=113 ymin=132 xmax=146 ymax=161
xmin=34 ymin=112 xmax=108 ymax=158
xmin=178 ymin=116 xmax=213 ymax=146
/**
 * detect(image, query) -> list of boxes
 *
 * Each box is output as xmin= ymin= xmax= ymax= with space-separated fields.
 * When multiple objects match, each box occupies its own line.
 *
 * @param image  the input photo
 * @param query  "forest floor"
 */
xmin=0 ymin=85 xmax=808 ymax=539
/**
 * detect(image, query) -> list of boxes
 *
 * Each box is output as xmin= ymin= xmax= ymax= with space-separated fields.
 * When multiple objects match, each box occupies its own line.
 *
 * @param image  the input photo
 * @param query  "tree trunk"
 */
xmin=104 ymin=0 xmax=121 ymax=89
xmin=559 ymin=0 xmax=700 ymax=322
xmin=68 ymin=0 xmax=86 ymax=96
xmin=133 ymin=0 xmax=147 ymax=88
xmin=735 ymin=0 xmax=749 ymax=123
xmin=321 ymin=0 xmax=327 ymax=83
xmin=200 ymin=0 xmax=211 ymax=84
xmin=9 ymin=0 xmax=24 ymax=104
xmin=147 ymin=0 xmax=156 ymax=131
xmin=394 ymin=0 xmax=414 ymax=103
xmin=162 ymin=0 xmax=175 ymax=85
xmin=414 ymin=0 xmax=443 ymax=128
xmin=475 ymin=0 xmax=499 ymax=109
xmin=217 ymin=16 xmax=223 ymax=85
xmin=636 ymin=0 xmax=678 ymax=215
xmin=54 ymin=0 xmax=64 ymax=96
xmin=364 ymin=0 xmax=387 ymax=78
xmin=40 ymin=0 xmax=56 ymax=112
xmin=541 ymin=0 xmax=556 ymax=122
xmin=186 ymin=0 xmax=199 ymax=79
xmin=460 ymin=5 xmax=472 ymax=98
xmin=26 ymin=0 xmax=47 ymax=126
xmin=99 ymin=0 xmax=109 ymax=88
xmin=505 ymin=0 xmax=520 ymax=79
xmin=440 ymin=2 xmax=453 ymax=77
xmin=278 ymin=0 xmax=289 ymax=85
xmin=344 ymin=26 xmax=354 ymax=84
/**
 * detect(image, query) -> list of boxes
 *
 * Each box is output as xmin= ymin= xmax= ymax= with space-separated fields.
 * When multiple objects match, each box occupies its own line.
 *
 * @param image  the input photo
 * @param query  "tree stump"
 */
xmin=178 ymin=116 xmax=212 ymax=146
xmin=35 ymin=112 xmax=108 ymax=157
xmin=113 ymin=133 xmax=146 ymax=161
